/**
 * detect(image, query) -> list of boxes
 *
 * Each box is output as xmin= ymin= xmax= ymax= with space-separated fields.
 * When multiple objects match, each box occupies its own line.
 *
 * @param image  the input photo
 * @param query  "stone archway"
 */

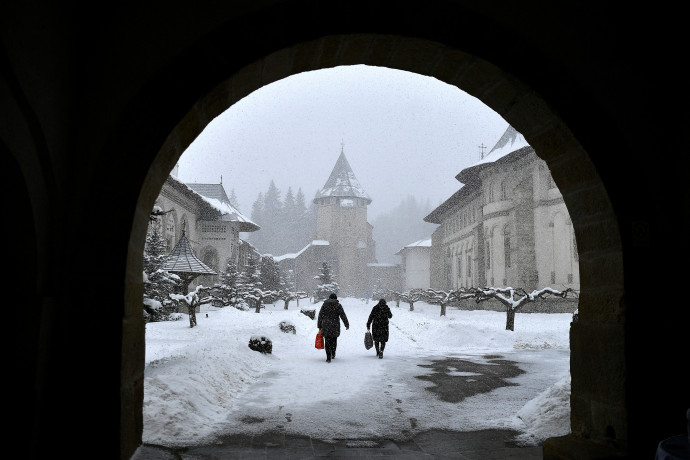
xmin=129 ymin=35 xmax=624 ymax=457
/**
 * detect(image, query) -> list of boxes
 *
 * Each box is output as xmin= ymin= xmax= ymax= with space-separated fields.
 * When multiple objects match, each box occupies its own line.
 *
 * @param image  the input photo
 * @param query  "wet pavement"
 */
xmin=132 ymin=355 xmax=550 ymax=459
xmin=132 ymin=428 xmax=543 ymax=459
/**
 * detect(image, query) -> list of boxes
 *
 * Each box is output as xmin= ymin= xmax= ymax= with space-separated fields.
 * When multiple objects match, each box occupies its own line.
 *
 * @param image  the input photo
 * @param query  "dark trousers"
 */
xmin=374 ymin=341 xmax=386 ymax=353
xmin=324 ymin=336 xmax=338 ymax=359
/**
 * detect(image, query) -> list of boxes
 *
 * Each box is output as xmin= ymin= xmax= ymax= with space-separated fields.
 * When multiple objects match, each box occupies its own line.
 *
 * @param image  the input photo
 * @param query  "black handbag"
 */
xmin=364 ymin=331 xmax=373 ymax=350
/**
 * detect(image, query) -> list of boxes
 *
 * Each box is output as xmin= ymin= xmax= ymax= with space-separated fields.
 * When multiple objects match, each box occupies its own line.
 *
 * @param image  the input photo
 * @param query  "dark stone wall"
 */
xmin=3 ymin=1 xmax=687 ymax=459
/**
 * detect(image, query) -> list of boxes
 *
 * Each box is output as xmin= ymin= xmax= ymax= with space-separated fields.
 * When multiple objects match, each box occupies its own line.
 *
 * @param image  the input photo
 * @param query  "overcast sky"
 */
xmin=175 ymin=64 xmax=510 ymax=220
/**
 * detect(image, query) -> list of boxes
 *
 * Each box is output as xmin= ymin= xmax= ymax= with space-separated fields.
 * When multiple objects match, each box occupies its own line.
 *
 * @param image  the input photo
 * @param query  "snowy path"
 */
xmin=143 ymin=298 xmax=572 ymax=447
xmin=215 ymin=303 xmax=569 ymax=442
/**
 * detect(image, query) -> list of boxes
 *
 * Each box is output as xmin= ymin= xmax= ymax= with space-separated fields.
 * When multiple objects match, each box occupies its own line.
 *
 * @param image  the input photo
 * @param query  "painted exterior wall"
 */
xmin=149 ymin=176 xmax=259 ymax=291
xmin=426 ymin=134 xmax=579 ymax=293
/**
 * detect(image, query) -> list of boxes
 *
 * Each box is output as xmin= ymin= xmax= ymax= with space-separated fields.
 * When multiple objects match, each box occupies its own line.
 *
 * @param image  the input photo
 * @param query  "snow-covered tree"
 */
xmin=143 ymin=214 xmax=180 ymax=322
xmin=474 ymin=286 xmax=574 ymax=331
xmin=426 ymin=287 xmax=476 ymax=316
xmin=397 ymin=288 xmax=426 ymax=311
xmin=170 ymin=284 xmax=205 ymax=328
xmin=216 ymin=262 xmax=243 ymax=307
xmin=313 ymin=261 xmax=339 ymax=302
xmin=241 ymin=255 xmax=278 ymax=312
xmin=260 ymin=255 xmax=281 ymax=292
xmin=275 ymin=289 xmax=309 ymax=310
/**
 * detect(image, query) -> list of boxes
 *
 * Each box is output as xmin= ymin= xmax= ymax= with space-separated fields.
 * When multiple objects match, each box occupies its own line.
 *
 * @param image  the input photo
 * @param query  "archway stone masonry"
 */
xmin=4 ymin=2 xmax=686 ymax=459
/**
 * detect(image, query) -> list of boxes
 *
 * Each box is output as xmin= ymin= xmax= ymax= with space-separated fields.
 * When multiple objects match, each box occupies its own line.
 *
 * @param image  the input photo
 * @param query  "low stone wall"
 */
xmin=451 ymin=297 xmax=579 ymax=314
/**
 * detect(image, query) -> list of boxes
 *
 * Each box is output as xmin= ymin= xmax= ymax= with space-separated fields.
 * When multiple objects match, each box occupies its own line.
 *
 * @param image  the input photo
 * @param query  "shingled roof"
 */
xmin=162 ymin=231 xmax=217 ymax=276
xmin=314 ymin=147 xmax=372 ymax=204
xmin=184 ymin=181 xmax=260 ymax=232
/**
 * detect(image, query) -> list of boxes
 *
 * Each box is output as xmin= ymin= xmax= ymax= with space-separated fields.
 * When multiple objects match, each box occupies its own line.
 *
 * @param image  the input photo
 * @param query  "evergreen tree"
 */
xmin=218 ymin=261 xmax=242 ymax=307
xmin=243 ymin=254 xmax=268 ymax=312
xmin=248 ymin=192 xmax=265 ymax=249
xmin=260 ymin=255 xmax=281 ymax=292
xmin=143 ymin=217 xmax=180 ymax=322
xmin=262 ymin=180 xmax=283 ymax=255
xmin=282 ymin=187 xmax=298 ymax=253
xmin=228 ymin=188 xmax=241 ymax=211
xmin=295 ymin=188 xmax=314 ymax=249
xmin=314 ymin=261 xmax=339 ymax=302
xmin=372 ymin=195 xmax=437 ymax=264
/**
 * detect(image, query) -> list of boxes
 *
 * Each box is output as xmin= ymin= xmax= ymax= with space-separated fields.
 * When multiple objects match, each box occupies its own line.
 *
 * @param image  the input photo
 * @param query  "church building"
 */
xmin=276 ymin=146 xmax=394 ymax=298
xmin=424 ymin=125 xmax=580 ymax=293
xmin=148 ymin=168 xmax=261 ymax=292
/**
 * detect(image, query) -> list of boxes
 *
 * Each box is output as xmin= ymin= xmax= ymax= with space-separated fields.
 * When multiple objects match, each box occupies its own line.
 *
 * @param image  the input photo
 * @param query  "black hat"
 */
xmin=329 ymin=293 xmax=337 ymax=299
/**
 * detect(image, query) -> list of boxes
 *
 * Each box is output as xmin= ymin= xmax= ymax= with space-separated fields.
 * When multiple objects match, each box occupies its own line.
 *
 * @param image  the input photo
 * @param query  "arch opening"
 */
xmin=127 ymin=34 xmax=623 ymax=456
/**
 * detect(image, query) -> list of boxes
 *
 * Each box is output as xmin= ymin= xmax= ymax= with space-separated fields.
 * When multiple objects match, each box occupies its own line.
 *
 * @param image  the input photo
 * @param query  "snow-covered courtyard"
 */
xmin=143 ymin=297 xmax=573 ymax=448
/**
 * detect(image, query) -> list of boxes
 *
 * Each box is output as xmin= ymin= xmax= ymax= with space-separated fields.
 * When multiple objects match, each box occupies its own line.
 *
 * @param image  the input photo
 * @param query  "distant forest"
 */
xmin=241 ymin=180 xmax=438 ymax=264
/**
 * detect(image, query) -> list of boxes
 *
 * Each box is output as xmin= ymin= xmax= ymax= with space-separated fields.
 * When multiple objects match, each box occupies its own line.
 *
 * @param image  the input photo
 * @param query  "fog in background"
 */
xmin=176 ymin=65 xmax=509 ymax=222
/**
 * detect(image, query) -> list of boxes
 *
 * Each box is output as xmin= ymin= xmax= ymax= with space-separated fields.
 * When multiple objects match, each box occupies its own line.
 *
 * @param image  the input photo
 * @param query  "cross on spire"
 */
xmin=479 ymin=143 xmax=487 ymax=159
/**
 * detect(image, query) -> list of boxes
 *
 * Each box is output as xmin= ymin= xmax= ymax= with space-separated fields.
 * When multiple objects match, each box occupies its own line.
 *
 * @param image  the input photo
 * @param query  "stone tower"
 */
xmin=313 ymin=146 xmax=377 ymax=296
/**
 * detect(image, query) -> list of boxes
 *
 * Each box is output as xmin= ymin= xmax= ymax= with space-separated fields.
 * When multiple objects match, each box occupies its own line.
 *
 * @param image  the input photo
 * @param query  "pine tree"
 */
xmin=260 ymin=255 xmax=281 ymax=292
xmin=262 ymin=180 xmax=283 ymax=255
xmin=218 ymin=262 xmax=242 ymax=307
xmin=314 ymin=261 xmax=339 ymax=302
xmin=282 ymin=187 xmax=298 ymax=253
xmin=243 ymin=254 xmax=267 ymax=312
xmin=248 ymin=192 xmax=265 ymax=249
xmin=228 ymin=188 xmax=241 ymax=211
xmin=143 ymin=217 xmax=180 ymax=322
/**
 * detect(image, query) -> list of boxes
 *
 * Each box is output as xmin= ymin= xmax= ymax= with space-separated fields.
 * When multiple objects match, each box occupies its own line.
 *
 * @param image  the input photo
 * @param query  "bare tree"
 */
xmin=276 ymin=289 xmax=309 ymax=310
xmin=474 ymin=286 xmax=574 ymax=331
xmin=397 ymin=288 xmax=426 ymax=311
xmin=425 ymin=287 xmax=476 ymax=316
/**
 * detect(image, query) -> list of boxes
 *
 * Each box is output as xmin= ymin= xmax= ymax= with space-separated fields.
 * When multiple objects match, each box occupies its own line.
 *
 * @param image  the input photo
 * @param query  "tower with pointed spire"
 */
xmin=313 ymin=145 xmax=377 ymax=296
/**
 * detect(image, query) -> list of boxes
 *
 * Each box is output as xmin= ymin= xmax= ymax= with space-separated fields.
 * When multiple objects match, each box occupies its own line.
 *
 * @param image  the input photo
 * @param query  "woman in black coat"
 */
xmin=317 ymin=293 xmax=349 ymax=363
xmin=366 ymin=298 xmax=393 ymax=359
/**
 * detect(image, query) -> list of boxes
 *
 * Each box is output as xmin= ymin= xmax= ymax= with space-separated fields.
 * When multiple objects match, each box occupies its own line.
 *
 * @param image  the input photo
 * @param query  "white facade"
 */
xmin=425 ymin=126 xmax=580 ymax=292
xmin=149 ymin=175 xmax=259 ymax=290
xmin=395 ymin=239 xmax=431 ymax=291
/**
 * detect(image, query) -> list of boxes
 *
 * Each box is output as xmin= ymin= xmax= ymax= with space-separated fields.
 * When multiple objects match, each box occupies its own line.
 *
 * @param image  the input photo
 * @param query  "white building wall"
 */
xmin=402 ymin=247 xmax=430 ymax=291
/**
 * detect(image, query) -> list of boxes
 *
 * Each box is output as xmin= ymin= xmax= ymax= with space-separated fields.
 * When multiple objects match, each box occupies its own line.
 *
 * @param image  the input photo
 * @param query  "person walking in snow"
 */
xmin=317 ymin=293 xmax=349 ymax=363
xmin=366 ymin=298 xmax=393 ymax=359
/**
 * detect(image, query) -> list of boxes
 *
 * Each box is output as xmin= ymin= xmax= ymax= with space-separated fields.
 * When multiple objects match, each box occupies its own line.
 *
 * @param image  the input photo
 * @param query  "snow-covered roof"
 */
xmin=273 ymin=240 xmax=330 ymax=262
xmin=314 ymin=148 xmax=372 ymax=204
xmin=176 ymin=179 xmax=260 ymax=232
xmin=454 ymin=125 xmax=533 ymax=184
xmin=425 ymin=125 xmax=534 ymax=224
xmin=394 ymin=238 xmax=432 ymax=255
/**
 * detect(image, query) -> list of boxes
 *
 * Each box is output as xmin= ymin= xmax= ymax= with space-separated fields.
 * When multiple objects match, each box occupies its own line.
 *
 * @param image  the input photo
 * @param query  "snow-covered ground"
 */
xmin=143 ymin=297 xmax=573 ymax=448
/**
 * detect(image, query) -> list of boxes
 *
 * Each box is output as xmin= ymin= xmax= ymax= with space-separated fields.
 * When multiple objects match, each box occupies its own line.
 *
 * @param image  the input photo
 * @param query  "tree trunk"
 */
xmin=505 ymin=308 xmax=515 ymax=331
xmin=440 ymin=303 xmax=447 ymax=316
xmin=255 ymin=299 xmax=261 ymax=313
xmin=409 ymin=301 xmax=414 ymax=311
xmin=187 ymin=301 xmax=197 ymax=328
xmin=284 ymin=299 xmax=289 ymax=309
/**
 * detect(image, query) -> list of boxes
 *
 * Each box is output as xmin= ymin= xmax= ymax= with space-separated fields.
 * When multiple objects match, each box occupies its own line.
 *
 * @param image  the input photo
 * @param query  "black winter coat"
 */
xmin=367 ymin=301 xmax=393 ymax=342
xmin=317 ymin=299 xmax=349 ymax=337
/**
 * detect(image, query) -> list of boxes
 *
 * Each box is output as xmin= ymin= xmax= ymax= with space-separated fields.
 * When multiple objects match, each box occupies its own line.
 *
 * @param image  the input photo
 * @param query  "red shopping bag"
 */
xmin=315 ymin=331 xmax=324 ymax=349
